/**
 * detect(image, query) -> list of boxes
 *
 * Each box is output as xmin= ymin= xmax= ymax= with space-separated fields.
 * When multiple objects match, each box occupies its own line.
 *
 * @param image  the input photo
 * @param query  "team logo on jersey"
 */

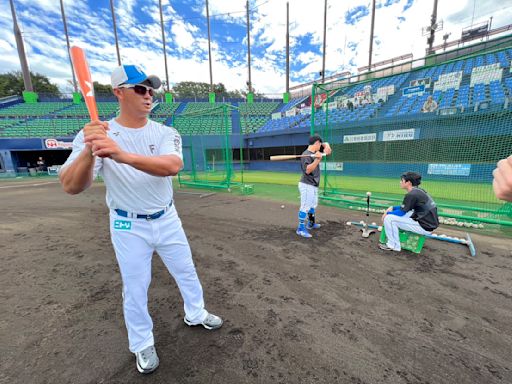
xmin=114 ymin=220 xmax=132 ymax=230
xmin=112 ymin=131 xmax=120 ymax=136
xmin=149 ymin=144 xmax=155 ymax=153
xmin=174 ymin=136 xmax=181 ymax=152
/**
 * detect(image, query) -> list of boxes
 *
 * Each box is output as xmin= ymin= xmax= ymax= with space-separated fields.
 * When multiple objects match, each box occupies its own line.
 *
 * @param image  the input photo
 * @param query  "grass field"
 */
xmin=178 ymin=170 xmax=512 ymax=226
xmin=179 ymin=170 xmax=501 ymax=203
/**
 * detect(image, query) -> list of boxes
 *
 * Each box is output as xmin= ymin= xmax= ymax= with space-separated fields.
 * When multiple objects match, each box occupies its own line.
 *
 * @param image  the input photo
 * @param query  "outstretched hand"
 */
xmin=381 ymin=206 xmax=393 ymax=222
xmin=323 ymin=142 xmax=332 ymax=155
xmin=493 ymin=155 xmax=512 ymax=201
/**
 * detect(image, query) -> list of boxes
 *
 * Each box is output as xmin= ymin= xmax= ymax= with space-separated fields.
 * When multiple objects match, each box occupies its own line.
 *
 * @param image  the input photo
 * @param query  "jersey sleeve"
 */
xmin=59 ymin=130 xmax=103 ymax=178
xmin=401 ymin=191 xmax=418 ymax=212
xmin=300 ymin=153 xmax=313 ymax=173
xmin=159 ymin=126 xmax=183 ymax=160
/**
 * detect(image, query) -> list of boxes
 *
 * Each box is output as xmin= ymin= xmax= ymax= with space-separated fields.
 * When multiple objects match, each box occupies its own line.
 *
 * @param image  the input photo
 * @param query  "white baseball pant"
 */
xmin=383 ymin=211 xmax=432 ymax=251
xmin=109 ymin=205 xmax=207 ymax=353
xmin=298 ymin=182 xmax=318 ymax=212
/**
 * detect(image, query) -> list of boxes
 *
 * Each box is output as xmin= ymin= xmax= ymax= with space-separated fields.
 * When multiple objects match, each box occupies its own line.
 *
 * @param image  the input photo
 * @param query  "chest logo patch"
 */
xmin=149 ymin=144 xmax=155 ymax=153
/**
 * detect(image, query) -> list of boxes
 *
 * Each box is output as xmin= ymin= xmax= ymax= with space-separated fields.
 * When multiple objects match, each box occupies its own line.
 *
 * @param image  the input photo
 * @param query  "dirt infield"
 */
xmin=1 ymin=179 xmax=512 ymax=384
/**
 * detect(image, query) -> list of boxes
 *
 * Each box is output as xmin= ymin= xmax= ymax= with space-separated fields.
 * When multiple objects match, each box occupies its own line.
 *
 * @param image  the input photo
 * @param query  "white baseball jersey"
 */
xmin=61 ymin=119 xmax=183 ymax=214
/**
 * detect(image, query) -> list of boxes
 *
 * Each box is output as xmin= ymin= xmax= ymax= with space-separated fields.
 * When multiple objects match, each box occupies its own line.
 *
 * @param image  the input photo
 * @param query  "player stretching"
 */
xmin=59 ymin=64 xmax=222 ymax=374
xmin=379 ymin=172 xmax=439 ymax=252
xmin=297 ymin=135 xmax=332 ymax=238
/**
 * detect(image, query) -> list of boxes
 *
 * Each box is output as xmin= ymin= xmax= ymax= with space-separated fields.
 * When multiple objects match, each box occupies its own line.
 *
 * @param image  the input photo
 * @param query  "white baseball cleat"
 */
xmin=184 ymin=313 xmax=223 ymax=330
xmin=135 ymin=345 xmax=159 ymax=374
xmin=296 ymin=228 xmax=312 ymax=238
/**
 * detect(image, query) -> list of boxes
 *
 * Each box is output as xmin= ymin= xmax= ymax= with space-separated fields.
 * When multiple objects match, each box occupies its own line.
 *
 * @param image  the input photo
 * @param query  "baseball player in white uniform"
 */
xmin=297 ymin=135 xmax=332 ymax=238
xmin=59 ymin=64 xmax=222 ymax=374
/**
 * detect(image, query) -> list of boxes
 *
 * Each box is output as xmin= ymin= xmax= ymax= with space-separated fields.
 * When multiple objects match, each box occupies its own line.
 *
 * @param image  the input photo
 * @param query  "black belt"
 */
xmin=115 ymin=201 xmax=173 ymax=220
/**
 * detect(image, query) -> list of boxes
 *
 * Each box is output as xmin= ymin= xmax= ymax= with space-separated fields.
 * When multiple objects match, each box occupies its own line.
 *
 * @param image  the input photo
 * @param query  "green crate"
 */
xmin=379 ymin=227 xmax=426 ymax=254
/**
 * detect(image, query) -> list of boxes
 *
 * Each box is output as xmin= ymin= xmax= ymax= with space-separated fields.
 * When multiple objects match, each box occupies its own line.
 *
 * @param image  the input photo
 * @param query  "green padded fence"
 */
xmin=175 ymin=104 xmax=246 ymax=192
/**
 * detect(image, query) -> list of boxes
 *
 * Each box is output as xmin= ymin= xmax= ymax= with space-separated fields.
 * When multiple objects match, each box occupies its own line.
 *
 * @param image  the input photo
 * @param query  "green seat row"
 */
xmin=0 ymin=102 xmax=71 ymax=116
xmin=238 ymin=102 xmax=279 ymax=115
xmin=55 ymin=102 xmax=119 ymax=117
xmin=152 ymin=103 xmax=181 ymax=115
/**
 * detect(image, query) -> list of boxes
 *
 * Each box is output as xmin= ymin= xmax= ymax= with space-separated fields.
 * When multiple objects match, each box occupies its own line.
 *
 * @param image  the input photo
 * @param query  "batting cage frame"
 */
xmin=170 ymin=103 xmax=251 ymax=193
xmin=310 ymin=47 xmax=512 ymax=228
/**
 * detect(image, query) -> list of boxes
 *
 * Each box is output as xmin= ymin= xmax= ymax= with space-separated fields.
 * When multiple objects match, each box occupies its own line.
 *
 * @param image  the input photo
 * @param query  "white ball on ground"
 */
xmin=280 ymin=205 xmax=285 ymax=209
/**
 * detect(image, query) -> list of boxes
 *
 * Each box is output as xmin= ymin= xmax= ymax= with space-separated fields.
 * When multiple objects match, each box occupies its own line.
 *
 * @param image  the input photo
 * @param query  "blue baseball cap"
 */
xmin=111 ymin=65 xmax=161 ymax=89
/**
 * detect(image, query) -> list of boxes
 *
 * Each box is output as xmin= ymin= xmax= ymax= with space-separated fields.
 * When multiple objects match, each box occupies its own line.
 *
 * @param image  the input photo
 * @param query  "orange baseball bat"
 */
xmin=70 ymin=46 xmax=99 ymax=121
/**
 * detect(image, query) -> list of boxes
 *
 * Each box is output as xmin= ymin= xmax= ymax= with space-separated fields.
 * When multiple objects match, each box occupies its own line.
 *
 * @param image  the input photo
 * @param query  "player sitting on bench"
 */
xmin=379 ymin=171 xmax=439 ymax=252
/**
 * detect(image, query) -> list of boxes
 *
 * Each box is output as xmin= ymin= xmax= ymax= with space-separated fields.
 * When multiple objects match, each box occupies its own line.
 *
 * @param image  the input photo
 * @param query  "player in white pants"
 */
xmin=59 ymin=64 xmax=222 ymax=374
xmin=297 ymin=135 xmax=331 ymax=238
xmin=380 ymin=172 xmax=439 ymax=252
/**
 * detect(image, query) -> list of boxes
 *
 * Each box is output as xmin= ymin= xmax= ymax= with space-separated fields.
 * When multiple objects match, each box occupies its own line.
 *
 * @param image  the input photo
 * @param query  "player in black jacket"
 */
xmin=379 ymin=172 xmax=439 ymax=252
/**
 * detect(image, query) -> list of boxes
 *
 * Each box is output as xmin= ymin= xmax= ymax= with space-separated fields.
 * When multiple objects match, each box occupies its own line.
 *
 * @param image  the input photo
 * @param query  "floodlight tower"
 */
xmin=206 ymin=0 xmax=214 ymax=102
xmin=321 ymin=0 xmax=327 ymax=83
xmin=368 ymin=0 xmax=376 ymax=71
xmin=159 ymin=0 xmax=170 ymax=93
xmin=110 ymin=0 xmax=122 ymax=65
xmin=426 ymin=0 xmax=440 ymax=55
xmin=9 ymin=0 xmax=33 ymax=92
xmin=60 ymin=0 xmax=77 ymax=93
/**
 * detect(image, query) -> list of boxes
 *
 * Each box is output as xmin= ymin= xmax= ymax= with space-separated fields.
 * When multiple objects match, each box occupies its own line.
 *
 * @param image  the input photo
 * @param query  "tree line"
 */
xmin=0 ymin=71 xmax=263 ymax=99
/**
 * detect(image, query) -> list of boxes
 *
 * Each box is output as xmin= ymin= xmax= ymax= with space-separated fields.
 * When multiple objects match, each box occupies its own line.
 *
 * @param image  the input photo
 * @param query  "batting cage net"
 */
xmin=167 ymin=103 xmax=246 ymax=191
xmin=311 ymin=50 xmax=512 ymax=227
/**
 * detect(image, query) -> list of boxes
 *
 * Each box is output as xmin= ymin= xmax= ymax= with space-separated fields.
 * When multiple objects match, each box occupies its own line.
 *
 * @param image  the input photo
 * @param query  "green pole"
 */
xmin=322 ymin=96 xmax=329 ymax=193
xmin=223 ymin=104 xmax=231 ymax=188
xmin=190 ymin=138 xmax=197 ymax=182
xmin=310 ymin=83 xmax=316 ymax=135
xmin=239 ymin=107 xmax=244 ymax=185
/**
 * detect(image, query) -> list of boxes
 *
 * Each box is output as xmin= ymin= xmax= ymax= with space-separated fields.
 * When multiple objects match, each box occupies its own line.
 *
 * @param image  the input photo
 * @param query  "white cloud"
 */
xmin=1 ymin=0 xmax=512 ymax=96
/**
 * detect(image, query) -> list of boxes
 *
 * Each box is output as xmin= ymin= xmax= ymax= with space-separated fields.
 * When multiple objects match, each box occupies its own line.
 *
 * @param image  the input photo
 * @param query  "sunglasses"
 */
xmin=118 ymin=84 xmax=154 ymax=96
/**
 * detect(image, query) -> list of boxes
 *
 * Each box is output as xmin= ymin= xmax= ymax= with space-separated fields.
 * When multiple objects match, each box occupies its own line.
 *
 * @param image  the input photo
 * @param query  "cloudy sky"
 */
xmin=1 ymin=0 xmax=511 ymax=96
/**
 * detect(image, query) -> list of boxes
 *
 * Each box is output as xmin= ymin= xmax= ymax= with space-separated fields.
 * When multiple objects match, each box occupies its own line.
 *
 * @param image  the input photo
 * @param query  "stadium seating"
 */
xmin=0 ymin=102 xmax=70 ymax=117
xmin=383 ymin=48 xmax=512 ymax=116
xmin=170 ymin=102 xmax=233 ymax=135
xmin=151 ymin=102 xmax=182 ymax=116
xmin=238 ymin=101 xmax=279 ymax=115
xmin=173 ymin=115 xmax=231 ymax=135
xmin=238 ymin=102 xmax=279 ymax=133
xmin=277 ymin=96 xmax=308 ymax=112
xmin=0 ymin=117 xmax=88 ymax=137
xmin=55 ymin=102 xmax=119 ymax=117
xmin=1 ymin=47 xmax=511 ymax=138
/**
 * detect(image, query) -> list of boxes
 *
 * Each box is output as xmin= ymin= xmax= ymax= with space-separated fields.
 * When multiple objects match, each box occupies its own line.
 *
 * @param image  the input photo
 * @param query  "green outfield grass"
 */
xmin=180 ymin=170 xmax=500 ymax=205
xmin=178 ymin=170 xmax=511 ymax=226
